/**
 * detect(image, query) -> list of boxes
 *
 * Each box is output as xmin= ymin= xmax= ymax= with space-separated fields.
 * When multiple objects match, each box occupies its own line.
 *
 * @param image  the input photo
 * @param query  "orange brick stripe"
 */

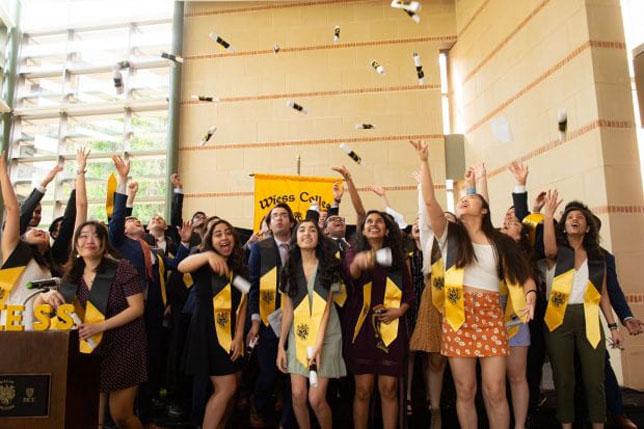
xmin=625 ymin=293 xmax=644 ymax=304
xmin=466 ymin=40 xmax=626 ymax=135
xmin=182 ymin=84 xmax=441 ymax=105
xmin=462 ymin=0 xmax=551 ymax=84
xmin=486 ymin=119 xmax=635 ymax=179
xmin=184 ymin=184 xmax=442 ymax=199
xmin=591 ymin=205 xmax=644 ymax=215
xmin=184 ymin=35 xmax=458 ymax=61
xmin=185 ymin=0 xmax=374 ymax=18
xmin=458 ymin=0 xmax=492 ymax=38
xmin=179 ymin=133 xmax=444 ymax=152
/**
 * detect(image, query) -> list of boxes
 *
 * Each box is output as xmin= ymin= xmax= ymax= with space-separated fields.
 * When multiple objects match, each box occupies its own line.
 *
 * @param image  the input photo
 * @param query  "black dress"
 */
xmin=182 ymin=265 xmax=245 ymax=376
xmin=76 ymin=259 xmax=148 ymax=393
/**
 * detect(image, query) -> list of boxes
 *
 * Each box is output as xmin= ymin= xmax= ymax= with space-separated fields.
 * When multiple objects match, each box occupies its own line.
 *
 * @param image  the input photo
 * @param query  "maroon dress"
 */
xmin=342 ymin=248 xmax=415 ymax=377
xmin=77 ymin=259 xmax=148 ymax=393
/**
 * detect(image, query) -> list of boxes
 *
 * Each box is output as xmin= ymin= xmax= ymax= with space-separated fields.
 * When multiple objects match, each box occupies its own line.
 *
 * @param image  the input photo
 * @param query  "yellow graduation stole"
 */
xmin=258 ymin=238 xmax=280 ymax=326
xmin=352 ymin=270 xmax=404 ymax=349
xmin=332 ymin=250 xmax=347 ymax=307
xmin=105 ymin=173 xmax=117 ymax=218
xmin=0 ymin=243 xmax=32 ymax=308
xmin=61 ymin=262 xmax=117 ymax=354
xmin=212 ymin=272 xmax=236 ymax=353
xmin=499 ymin=277 xmax=530 ymax=339
xmin=522 ymin=213 xmax=544 ymax=247
xmin=183 ymin=273 xmax=194 ymax=288
xmin=442 ymin=231 xmax=466 ymax=332
xmin=157 ymin=254 xmax=167 ymax=307
xmin=544 ymin=247 xmax=604 ymax=348
xmin=352 ymin=281 xmax=372 ymax=343
xmin=380 ymin=274 xmax=403 ymax=347
xmin=291 ymin=266 xmax=327 ymax=368
xmin=429 ymin=237 xmax=445 ymax=313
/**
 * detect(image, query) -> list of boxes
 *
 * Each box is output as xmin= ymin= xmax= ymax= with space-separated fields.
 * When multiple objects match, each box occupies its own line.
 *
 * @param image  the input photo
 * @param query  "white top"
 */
xmin=433 ymin=222 xmax=500 ymax=292
xmin=0 ymin=258 xmax=52 ymax=330
xmin=463 ymin=243 xmax=500 ymax=292
xmin=546 ymin=259 xmax=588 ymax=304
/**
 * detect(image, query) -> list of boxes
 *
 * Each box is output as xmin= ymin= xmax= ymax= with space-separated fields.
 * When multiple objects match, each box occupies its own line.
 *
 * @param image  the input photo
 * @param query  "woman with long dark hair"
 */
xmin=38 ymin=218 xmax=147 ymax=429
xmin=343 ymin=208 xmax=414 ymax=429
xmin=542 ymin=190 xmax=621 ymax=429
xmin=411 ymin=140 xmax=536 ymax=429
xmin=276 ymin=219 xmax=346 ymax=429
xmin=178 ymin=219 xmax=248 ymax=429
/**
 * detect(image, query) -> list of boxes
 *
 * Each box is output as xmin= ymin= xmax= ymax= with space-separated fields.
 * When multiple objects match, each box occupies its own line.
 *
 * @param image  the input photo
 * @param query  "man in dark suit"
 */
xmin=246 ymin=203 xmax=296 ymax=428
xmin=107 ymin=156 xmax=192 ymax=425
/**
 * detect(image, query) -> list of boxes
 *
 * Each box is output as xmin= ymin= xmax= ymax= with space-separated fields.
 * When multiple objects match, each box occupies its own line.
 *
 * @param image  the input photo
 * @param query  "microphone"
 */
xmin=307 ymin=346 xmax=318 ymax=388
xmin=26 ymin=277 xmax=62 ymax=290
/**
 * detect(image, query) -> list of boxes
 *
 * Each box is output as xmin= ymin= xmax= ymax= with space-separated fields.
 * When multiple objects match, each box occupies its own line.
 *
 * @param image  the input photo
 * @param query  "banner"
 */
xmin=253 ymin=173 xmax=338 ymax=231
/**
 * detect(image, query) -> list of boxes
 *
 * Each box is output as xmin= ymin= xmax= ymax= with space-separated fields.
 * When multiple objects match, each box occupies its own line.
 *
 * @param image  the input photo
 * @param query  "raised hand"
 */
xmin=533 ymin=191 xmax=547 ymax=213
xmin=127 ymin=181 xmax=139 ymax=196
xmin=409 ymin=140 xmax=428 ymax=161
xmin=76 ymin=147 xmax=91 ymax=172
xmin=464 ymin=167 xmax=475 ymax=189
xmin=368 ymin=185 xmax=385 ymax=197
xmin=543 ymin=189 xmax=563 ymax=219
xmin=473 ymin=162 xmax=487 ymax=180
xmin=331 ymin=165 xmax=351 ymax=181
xmin=178 ymin=220 xmax=193 ymax=243
xmin=42 ymin=164 xmax=64 ymax=187
xmin=111 ymin=155 xmax=130 ymax=180
xmin=332 ymin=181 xmax=344 ymax=201
xmin=170 ymin=173 xmax=183 ymax=189
xmin=508 ymin=161 xmax=529 ymax=186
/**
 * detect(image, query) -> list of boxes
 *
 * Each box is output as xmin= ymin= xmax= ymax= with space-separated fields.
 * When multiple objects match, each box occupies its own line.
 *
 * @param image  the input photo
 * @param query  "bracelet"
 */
xmin=466 ymin=187 xmax=476 ymax=195
xmin=608 ymin=322 xmax=618 ymax=330
xmin=76 ymin=169 xmax=87 ymax=175
xmin=526 ymin=290 xmax=537 ymax=297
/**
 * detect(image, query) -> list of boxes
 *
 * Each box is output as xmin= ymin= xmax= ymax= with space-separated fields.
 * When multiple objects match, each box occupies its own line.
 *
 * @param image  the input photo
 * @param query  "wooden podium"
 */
xmin=0 ymin=330 xmax=99 ymax=428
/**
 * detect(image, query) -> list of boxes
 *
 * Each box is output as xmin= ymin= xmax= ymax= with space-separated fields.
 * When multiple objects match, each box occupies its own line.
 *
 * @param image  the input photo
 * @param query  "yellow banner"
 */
xmin=253 ymin=173 xmax=338 ymax=231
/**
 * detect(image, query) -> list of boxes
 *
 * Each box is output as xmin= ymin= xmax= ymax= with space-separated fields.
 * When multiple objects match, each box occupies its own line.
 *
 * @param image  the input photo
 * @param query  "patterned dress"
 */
xmin=76 ymin=259 xmax=148 ymax=392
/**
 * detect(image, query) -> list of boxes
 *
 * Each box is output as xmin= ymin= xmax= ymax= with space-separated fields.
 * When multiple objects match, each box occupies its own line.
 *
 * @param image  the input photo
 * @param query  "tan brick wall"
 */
xmin=449 ymin=0 xmax=644 ymax=388
xmin=180 ymin=0 xmax=456 ymax=228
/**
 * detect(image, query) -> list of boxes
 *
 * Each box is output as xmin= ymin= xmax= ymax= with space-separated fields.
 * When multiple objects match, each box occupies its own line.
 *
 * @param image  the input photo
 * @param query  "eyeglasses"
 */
xmin=327 ymin=216 xmax=346 ymax=223
xmin=271 ymin=213 xmax=290 ymax=220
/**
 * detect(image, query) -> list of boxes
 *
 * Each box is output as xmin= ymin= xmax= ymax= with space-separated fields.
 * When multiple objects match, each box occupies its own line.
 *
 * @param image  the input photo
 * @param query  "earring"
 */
xmin=76 ymin=254 xmax=81 ymax=259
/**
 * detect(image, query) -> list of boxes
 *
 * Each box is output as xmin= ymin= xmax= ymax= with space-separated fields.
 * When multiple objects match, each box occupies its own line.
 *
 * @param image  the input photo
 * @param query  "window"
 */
xmin=10 ymin=6 xmax=172 ymax=229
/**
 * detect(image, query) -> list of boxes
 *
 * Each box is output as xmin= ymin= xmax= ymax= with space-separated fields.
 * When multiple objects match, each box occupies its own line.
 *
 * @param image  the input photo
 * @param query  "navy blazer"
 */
xmin=604 ymin=249 xmax=633 ymax=323
xmin=512 ymin=191 xmax=546 ymax=260
xmin=248 ymin=238 xmax=282 ymax=318
xmin=19 ymin=187 xmax=45 ymax=235
xmin=109 ymin=192 xmax=147 ymax=287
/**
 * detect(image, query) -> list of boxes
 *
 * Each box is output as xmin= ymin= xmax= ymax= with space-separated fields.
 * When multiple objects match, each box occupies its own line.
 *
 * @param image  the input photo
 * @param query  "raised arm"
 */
xmin=368 ymin=185 xmax=390 ymax=211
xmin=0 ymin=152 xmax=20 ymax=262
xmin=178 ymin=249 xmax=228 ymax=275
xmin=170 ymin=173 xmax=184 ymax=227
xmin=410 ymin=140 xmax=446 ymax=238
xmin=332 ymin=166 xmax=366 ymax=226
xmin=19 ymin=164 xmax=63 ymax=234
xmin=74 ymin=148 xmax=89 ymax=231
xmin=508 ymin=161 xmax=530 ymax=221
xmin=473 ymin=162 xmax=489 ymax=203
xmin=125 ymin=181 xmax=138 ymax=217
xmin=107 ymin=155 xmax=130 ymax=246
xmin=542 ymin=189 xmax=562 ymax=264
xmin=328 ymin=181 xmax=343 ymax=217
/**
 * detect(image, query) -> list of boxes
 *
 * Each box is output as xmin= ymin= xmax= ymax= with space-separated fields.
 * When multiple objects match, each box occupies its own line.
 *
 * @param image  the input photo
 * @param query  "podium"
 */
xmin=0 ymin=330 xmax=99 ymax=428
